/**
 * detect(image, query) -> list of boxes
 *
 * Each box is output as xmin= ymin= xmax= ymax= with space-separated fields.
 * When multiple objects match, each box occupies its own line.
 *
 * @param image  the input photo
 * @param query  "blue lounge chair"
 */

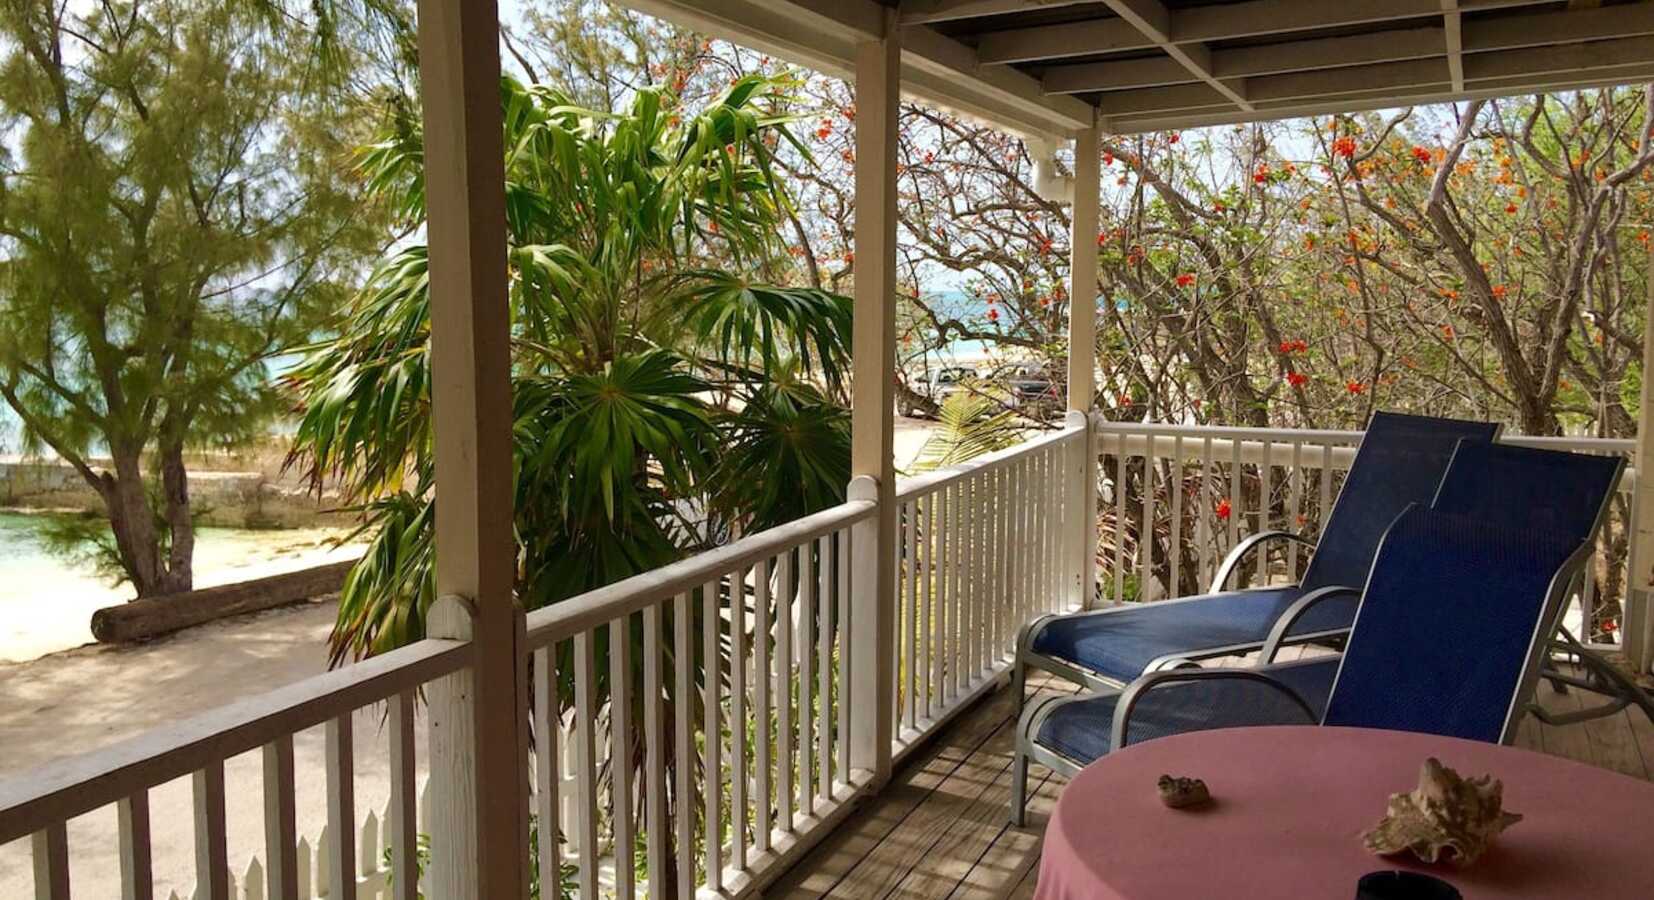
xmin=1012 ymin=412 xmax=1499 ymax=710
xmin=1011 ymin=505 xmax=1589 ymax=824
xmin=1012 ymin=440 xmax=1620 ymax=827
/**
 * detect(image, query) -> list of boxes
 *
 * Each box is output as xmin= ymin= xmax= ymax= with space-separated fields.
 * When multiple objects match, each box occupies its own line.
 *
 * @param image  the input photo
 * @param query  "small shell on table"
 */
xmin=1157 ymin=774 xmax=1211 ymax=808
xmin=1362 ymin=757 xmax=1523 ymax=867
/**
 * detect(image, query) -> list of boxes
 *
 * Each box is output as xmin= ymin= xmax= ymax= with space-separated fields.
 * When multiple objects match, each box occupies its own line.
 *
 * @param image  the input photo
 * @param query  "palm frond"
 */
xmin=911 ymin=391 xmax=1024 ymax=472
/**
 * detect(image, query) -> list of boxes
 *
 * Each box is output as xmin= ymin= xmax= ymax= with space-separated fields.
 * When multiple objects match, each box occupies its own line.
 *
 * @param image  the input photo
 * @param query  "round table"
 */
xmin=1035 ymin=725 xmax=1654 ymax=900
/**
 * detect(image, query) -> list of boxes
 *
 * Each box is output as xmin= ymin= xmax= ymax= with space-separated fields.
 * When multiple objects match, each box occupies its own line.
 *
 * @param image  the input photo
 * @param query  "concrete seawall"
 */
xmin=0 ymin=457 xmax=348 ymax=528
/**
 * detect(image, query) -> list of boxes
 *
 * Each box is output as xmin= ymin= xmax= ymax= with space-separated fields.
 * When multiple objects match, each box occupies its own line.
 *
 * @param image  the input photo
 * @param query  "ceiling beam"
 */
xmin=1097 ymin=36 xmax=1654 ymax=131
xmin=898 ymin=0 xmax=1093 ymax=25
xmin=976 ymin=17 xmax=1154 ymax=64
xmin=1107 ymin=61 xmax=1654 ymax=133
xmin=1464 ymin=3 xmax=1654 ymax=53
xmin=973 ymin=0 xmax=1562 ymax=66
xmin=1172 ymin=0 xmax=1553 ymax=44
xmin=899 ymin=23 xmax=1097 ymax=135
xmin=1043 ymin=55 xmax=1197 ymax=94
xmin=1044 ymin=26 xmax=1444 ymax=93
xmin=1441 ymin=1 xmax=1464 ymax=92
xmin=1042 ymin=2 xmax=1654 ymax=95
xmin=1096 ymin=0 xmax=1252 ymax=110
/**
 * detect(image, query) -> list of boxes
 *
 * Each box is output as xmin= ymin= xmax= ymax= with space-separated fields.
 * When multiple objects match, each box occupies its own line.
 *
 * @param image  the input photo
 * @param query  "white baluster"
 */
xmin=119 ymin=791 xmax=154 ymax=900
xmin=612 ymin=613 xmax=636 ymax=898
xmin=532 ymin=647 xmax=559 ymax=900
xmin=817 ymin=533 xmax=833 ymax=797
xmin=324 ymin=716 xmax=356 ymax=900
xmin=751 ymin=557 xmax=772 ymax=856
xmin=574 ymin=629 xmax=600 ymax=898
xmin=700 ymin=579 xmax=723 ymax=891
xmin=193 ymin=764 xmax=230 ymax=900
xmin=728 ymin=570 xmax=746 ymax=875
xmin=673 ymin=590 xmax=695 ymax=899
xmin=262 ymin=736 xmax=298 ymax=900
xmin=31 ymin=824 xmax=70 ymax=900
xmin=388 ymin=692 xmax=417 ymax=900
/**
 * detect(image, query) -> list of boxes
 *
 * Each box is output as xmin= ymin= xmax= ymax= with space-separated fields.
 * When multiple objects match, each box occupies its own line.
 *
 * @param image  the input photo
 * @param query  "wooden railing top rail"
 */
xmin=1094 ymin=418 xmax=1367 ymax=446
xmin=1093 ymin=416 xmax=1636 ymax=455
xmin=0 ymin=637 xmax=470 ymax=844
xmin=523 ymin=499 xmax=876 ymax=649
xmin=894 ymin=420 xmax=1086 ymax=500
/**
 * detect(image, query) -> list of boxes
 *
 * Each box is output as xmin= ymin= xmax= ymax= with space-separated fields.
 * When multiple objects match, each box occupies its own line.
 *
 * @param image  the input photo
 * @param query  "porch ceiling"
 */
xmin=628 ymin=0 xmax=1654 ymax=137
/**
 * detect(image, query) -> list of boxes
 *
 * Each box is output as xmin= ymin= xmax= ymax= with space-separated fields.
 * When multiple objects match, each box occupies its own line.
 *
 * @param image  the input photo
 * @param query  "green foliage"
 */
xmin=288 ymin=75 xmax=853 ymax=662
xmin=911 ymin=390 xmax=1023 ymax=472
xmin=0 ymin=0 xmax=392 ymax=594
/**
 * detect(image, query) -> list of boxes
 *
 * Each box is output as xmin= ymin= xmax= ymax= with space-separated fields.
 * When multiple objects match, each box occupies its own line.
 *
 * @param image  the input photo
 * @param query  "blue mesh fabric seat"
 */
xmin=1431 ymin=441 xmax=1622 ymax=543
xmin=1015 ymin=412 xmax=1498 ymax=698
xmin=1320 ymin=509 xmax=1580 ymax=739
xmin=1032 ymin=656 xmax=1338 ymax=764
xmin=1418 ymin=441 xmax=1642 ymax=729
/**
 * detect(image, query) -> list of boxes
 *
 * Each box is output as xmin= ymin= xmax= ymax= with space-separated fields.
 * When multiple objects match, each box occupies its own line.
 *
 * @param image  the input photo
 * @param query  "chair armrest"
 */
xmin=1110 ymin=669 xmax=1319 ymax=750
xmin=1259 ymin=585 xmax=1361 ymax=663
xmin=1209 ymin=531 xmax=1316 ymax=593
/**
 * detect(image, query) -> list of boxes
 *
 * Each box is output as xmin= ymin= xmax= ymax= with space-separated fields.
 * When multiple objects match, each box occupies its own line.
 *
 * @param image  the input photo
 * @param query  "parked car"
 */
xmin=901 ymin=365 xmax=977 ymax=417
xmin=993 ymin=361 xmax=1063 ymax=416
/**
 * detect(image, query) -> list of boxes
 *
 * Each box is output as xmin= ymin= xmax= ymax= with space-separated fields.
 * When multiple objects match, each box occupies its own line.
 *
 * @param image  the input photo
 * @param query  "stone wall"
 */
xmin=0 ymin=458 xmax=348 ymax=528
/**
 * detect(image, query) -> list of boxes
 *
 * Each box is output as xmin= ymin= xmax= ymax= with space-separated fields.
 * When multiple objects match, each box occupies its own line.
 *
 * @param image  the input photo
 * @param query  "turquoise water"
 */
xmin=0 ymin=510 xmax=359 ymax=662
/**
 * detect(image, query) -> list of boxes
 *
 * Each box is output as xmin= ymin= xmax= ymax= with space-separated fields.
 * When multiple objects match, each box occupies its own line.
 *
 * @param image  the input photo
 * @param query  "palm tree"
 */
xmin=287 ymin=75 xmax=851 ymax=891
xmin=285 ymin=74 xmax=852 ymax=660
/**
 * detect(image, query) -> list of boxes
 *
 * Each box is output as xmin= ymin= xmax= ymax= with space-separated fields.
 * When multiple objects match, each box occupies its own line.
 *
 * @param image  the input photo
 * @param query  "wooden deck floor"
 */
xmin=769 ymin=665 xmax=1654 ymax=900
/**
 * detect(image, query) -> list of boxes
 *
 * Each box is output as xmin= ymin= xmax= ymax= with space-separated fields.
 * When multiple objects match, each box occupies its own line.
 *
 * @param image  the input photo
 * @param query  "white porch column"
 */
xmin=1630 ymin=240 xmax=1654 ymax=674
xmin=848 ymin=11 xmax=899 ymax=785
xmin=416 ymin=0 xmax=529 ymax=896
xmin=1065 ymin=121 xmax=1101 ymax=609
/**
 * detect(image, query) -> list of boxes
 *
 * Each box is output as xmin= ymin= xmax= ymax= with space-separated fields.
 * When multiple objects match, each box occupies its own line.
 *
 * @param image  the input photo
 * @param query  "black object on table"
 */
xmin=1357 ymin=871 xmax=1463 ymax=900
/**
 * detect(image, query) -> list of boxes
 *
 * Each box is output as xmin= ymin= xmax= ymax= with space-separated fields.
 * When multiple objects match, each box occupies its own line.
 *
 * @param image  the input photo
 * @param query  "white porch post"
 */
xmin=1065 ymin=120 xmax=1101 ymax=609
xmin=848 ymin=11 xmax=899 ymax=785
xmin=1630 ymin=240 xmax=1654 ymax=674
xmin=416 ymin=1 xmax=529 ymax=897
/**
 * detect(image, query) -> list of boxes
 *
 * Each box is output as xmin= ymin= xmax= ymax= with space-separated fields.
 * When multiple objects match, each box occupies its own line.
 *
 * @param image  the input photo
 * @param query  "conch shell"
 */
xmin=1362 ymin=757 xmax=1522 ymax=867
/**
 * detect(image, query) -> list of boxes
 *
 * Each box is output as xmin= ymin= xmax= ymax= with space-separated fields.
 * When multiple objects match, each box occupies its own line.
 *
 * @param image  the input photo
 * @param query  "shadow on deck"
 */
xmin=771 ymin=662 xmax=1654 ymax=900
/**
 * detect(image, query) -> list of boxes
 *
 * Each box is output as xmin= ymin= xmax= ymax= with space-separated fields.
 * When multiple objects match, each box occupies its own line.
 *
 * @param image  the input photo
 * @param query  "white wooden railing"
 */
xmin=1 ymin=422 xmax=1087 ymax=899
xmin=0 ymin=636 xmax=470 ymax=900
xmin=890 ymin=421 xmax=1088 ymax=757
xmin=514 ymin=419 xmax=1088 ymax=899
xmin=521 ymin=497 xmax=874 ymax=900
xmin=10 ymin=413 xmax=1644 ymax=898
xmin=1093 ymin=419 xmax=1642 ymax=658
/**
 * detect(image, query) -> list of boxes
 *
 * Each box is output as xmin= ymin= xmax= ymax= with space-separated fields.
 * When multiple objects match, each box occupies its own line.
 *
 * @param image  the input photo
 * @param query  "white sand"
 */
xmin=0 ymin=522 xmax=364 ymax=663
xmin=0 ymin=600 xmax=428 ymax=898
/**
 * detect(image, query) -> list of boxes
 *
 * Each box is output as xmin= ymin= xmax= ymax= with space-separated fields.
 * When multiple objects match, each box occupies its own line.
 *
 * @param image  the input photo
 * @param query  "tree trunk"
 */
xmin=102 ymin=444 xmax=168 ymax=597
xmin=158 ymin=435 xmax=195 ymax=593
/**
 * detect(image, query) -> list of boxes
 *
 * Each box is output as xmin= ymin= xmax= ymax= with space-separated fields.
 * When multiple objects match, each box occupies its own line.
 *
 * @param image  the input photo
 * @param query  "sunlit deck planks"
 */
xmin=771 ymin=664 xmax=1654 ymax=900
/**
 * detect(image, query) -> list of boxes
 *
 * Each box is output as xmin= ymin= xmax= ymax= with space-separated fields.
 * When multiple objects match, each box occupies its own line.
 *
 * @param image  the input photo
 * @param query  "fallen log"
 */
xmin=90 ymin=559 xmax=357 ymax=643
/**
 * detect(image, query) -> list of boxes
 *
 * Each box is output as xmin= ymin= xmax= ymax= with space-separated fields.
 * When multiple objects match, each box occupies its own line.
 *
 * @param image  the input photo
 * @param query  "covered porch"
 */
xmin=7 ymin=1 xmax=1654 ymax=898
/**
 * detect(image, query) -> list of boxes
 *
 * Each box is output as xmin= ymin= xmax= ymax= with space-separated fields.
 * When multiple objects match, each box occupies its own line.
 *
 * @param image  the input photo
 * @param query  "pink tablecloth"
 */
xmin=1036 ymin=725 xmax=1654 ymax=900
